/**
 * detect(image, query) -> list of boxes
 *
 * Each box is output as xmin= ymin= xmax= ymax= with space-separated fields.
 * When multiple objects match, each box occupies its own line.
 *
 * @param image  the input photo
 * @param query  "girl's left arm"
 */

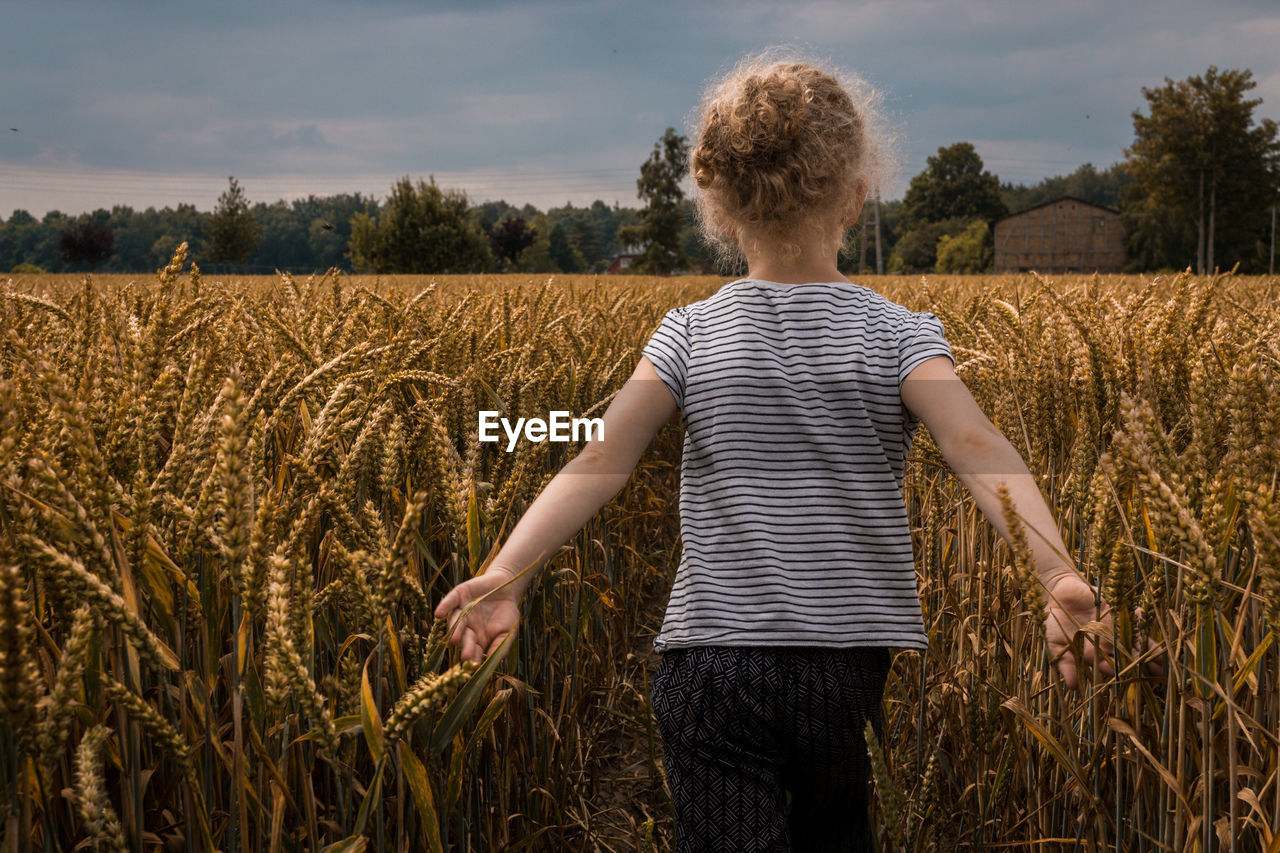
xmin=438 ymin=355 xmax=678 ymax=605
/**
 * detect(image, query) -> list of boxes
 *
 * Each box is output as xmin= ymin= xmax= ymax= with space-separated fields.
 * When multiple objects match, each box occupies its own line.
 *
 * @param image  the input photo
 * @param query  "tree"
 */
xmin=1119 ymin=181 xmax=1196 ymax=272
xmin=678 ymin=199 xmax=721 ymax=274
xmin=1125 ymin=66 xmax=1280 ymax=273
xmin=249 ymin=200 xmax=307 ymax=273
xmin=546 ymin=222 xmax=585 ymax=272
xmin=488 ymin=215 xmax=538 ymax=269
xmin=568 ymin=215 xmax=603 ymax=270
xmin=515 ymin=214 xmax=558 ymax=273
xmin=206 ymin=176 xmax=260 ymax=272
xmin=617 ymin=127 xmax=689 ymax=274
xmin=887 ymin=217 xmax=973 ymax=273
xmin=57 ymin=220 xmax=114 ymax=269
xmin=347 ymin=176 xmax=491 ymax=273
xmin=1 ymin=210 xmax=42 ymax=271
xmin=935 ymin=219 xmax=993 ymax=273
xmin=31 ymin=211 xmax=72 ymax=270
xmin=900 ymin=142 xmax=1008 ymax=230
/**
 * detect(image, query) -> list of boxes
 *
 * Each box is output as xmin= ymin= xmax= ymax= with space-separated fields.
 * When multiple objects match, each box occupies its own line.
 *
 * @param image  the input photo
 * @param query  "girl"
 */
xmin=435 ymin=52 xmax=1132 ymax=852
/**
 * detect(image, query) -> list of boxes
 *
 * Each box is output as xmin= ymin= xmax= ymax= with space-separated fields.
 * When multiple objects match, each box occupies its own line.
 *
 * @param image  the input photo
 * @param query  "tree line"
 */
xmin=3 ymin=65 xmax=1276 ymax=276
xmin=0 ymin=180 xmax=647 ymax=276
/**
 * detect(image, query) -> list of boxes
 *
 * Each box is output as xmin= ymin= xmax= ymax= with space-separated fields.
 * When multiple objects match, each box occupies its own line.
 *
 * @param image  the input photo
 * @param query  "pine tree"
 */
xmin=206 ymin=176 xmax=260 ymax=273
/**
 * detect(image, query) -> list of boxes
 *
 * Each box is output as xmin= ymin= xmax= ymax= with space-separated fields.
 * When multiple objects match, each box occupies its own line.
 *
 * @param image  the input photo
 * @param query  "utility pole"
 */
xmin=1271 ymin=205 xmax=1275 ymax=275
xmin=858 ymin=211 xmax=867 ymax=274
xmin=874 ymin=190 xmax=884 ymax=275
xmin=860 ymin=203 xmax=870 ymax=272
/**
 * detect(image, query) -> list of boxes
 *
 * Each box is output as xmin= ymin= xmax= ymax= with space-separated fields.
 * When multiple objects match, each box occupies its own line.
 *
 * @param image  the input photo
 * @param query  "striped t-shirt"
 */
xmin=640 ymin=278 xmax=954 ymax=652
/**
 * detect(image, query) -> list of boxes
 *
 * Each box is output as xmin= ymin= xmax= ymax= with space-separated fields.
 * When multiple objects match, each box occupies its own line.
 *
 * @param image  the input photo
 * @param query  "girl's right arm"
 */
xmin=901 ymin=355 xmax=1158 ymax=688
xmin=433 ymin=355 xmax=679 ymax=663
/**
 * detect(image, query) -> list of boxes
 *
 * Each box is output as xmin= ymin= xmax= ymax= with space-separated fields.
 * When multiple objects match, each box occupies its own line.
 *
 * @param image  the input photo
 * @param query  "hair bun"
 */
xmin=688 ymin=53 xmax=895 ymax=261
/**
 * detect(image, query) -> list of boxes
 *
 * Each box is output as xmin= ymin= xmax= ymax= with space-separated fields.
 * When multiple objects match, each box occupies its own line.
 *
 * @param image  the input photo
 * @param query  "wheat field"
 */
xmin=1 ymin=250 xmax=1278 ymax=851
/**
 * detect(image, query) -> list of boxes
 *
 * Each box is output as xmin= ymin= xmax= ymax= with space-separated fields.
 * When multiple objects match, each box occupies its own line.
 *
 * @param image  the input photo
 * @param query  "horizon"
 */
xmin=0 ymin=159 xmax=1128 ymax=221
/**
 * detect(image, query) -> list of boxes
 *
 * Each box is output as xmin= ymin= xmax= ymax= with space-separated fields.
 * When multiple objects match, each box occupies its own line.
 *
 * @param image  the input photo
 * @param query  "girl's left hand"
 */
xmin=433 ymin=569 xmax=521 ymax=665
xmin=1043 ymin=574 xmax=1164 ymax=689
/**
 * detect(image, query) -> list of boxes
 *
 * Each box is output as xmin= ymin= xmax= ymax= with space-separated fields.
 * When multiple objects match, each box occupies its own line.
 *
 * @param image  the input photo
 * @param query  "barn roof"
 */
xmin=997 ymin=195 xmax=1121 ymax=224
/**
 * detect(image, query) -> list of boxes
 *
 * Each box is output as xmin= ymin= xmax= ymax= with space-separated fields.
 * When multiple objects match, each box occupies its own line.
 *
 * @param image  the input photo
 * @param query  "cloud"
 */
xmin=1257 ymin=72 xmax=1280 ymax=107
xmin=1 ymin=0 xmax=1278 ymax=216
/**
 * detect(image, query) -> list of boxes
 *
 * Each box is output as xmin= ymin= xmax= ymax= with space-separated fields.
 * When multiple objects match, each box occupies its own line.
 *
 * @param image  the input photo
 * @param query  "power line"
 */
xmin=0 ymin=164 xmax=639 ymax=179
xmin=0 ymin=150 xmax=1122 ymax=219
xmin=0 ymin=178 xmax=640 ymax=195
xmin=0 ymin=166 xmax=639 ymax=190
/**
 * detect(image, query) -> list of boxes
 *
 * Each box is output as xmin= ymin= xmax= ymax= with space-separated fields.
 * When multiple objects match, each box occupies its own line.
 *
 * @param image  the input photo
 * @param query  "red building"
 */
xmin=604 ymin=252 xmax=643 ymax=274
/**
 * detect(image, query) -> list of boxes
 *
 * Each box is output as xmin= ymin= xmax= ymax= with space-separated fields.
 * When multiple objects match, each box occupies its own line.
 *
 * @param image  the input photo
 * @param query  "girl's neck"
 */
xmin=745 ymin=254 xmax=849 ymax=286
xmin=741 ymin=228 xmax=850 ymax=285
xmin=738 ymin=187 xmax=867 ymax=285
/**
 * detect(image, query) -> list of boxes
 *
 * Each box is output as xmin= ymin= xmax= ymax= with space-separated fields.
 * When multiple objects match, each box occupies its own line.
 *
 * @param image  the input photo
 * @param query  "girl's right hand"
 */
xmin=433 ymin=568 xmax=522 ymax=665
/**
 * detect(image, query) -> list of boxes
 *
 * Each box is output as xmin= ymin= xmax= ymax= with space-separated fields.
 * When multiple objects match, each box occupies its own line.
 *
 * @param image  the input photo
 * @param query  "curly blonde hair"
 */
xmin=688 ymin=50 xmax=897 ymax=267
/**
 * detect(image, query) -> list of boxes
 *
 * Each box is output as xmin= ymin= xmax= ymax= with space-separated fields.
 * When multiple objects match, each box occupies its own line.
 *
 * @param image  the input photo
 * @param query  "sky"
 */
xmin=2 ymin=0 xmax=1278 ymax=218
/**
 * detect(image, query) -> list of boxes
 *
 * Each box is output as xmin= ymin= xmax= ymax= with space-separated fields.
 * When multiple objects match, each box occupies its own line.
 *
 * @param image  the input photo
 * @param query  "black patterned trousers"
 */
xmin=650 ymin=644 xmax=892 ymax=853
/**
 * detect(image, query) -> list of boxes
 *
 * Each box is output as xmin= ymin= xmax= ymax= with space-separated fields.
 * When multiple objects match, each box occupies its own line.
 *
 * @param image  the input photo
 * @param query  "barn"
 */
xmin=993 ymin=196 xmax=1125 ymax=273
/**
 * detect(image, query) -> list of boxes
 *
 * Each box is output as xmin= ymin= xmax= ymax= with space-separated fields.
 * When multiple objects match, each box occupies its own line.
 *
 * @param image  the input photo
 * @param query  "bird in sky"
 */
xmin=9 ymin=128 xmax=17 ymax=132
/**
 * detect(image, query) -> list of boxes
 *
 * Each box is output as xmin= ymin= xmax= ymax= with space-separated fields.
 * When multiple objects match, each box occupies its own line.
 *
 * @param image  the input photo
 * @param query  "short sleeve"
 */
xmin=898 ymin=310 xmax=954 ymax=387
xmin=641 ymin=306 xmax=690 ymax=410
